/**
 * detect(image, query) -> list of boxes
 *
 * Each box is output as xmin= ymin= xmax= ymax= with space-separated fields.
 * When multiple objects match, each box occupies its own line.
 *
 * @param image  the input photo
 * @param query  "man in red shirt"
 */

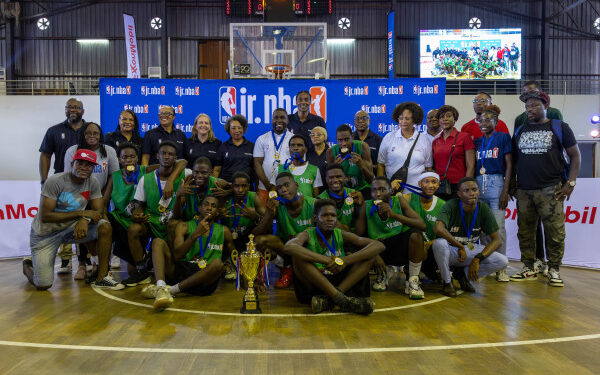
xmin=460 ymin=92 xmax=510 ymax=140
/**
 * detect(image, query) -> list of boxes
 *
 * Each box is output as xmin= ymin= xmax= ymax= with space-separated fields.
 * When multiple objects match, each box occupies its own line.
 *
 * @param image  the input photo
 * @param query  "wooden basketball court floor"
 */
xmin=1 ymin=258 xmax=600 ymax=375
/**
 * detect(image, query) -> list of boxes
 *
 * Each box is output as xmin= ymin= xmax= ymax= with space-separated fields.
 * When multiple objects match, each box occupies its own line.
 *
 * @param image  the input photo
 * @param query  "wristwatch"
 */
xmin=567 ymin=180 xmax=576 ymax=187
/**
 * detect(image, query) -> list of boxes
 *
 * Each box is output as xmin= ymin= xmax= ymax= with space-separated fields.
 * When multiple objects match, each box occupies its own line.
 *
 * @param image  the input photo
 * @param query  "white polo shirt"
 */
xmin=253 ymin=130 xmax=294 ymax=190
xmin=377 ymin=129 xmax=433 ymax=186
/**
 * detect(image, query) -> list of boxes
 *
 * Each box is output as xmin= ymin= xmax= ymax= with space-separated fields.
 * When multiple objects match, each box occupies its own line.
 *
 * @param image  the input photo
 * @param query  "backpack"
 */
xmin=513 ymin=119 xmax=570 ymax=181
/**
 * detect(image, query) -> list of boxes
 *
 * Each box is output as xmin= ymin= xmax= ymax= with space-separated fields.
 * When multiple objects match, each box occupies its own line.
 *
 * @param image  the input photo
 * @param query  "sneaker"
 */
xmin=274 ymin=267 xmax=293 ymax=289
xmin=372 ymin=273 xmax=388 ymax=292
xmin=153 ymin=286 xmax=173 ymax=311
xmin=92 ymin=274 xmax=125 ymax=290
xmin=496 ymin=268 xmax=510 ymax=282
xmin=442 ymin=282 xmax=458 ymax=297
xmin=510 ymin=266 xmax=538 ymax=281
xmin=548 ymin=268 xmax=564 ymax=287
xmin=533 ymin=259 xmax=548 ymax=276
xmin=311 ymin=295 xmax=334 ymax=314
xmin=85 ymin=266 xmax=99 ymax=284
xmin=57 ymin=259 xmax=72 ymax=275
xmin=223 ymin=261 xmax=237 ymax=281
xmin=122 ymin=270 xmax=152 ymax=287
xmin=405 ymin=276 xmax=425 ymax=300
xmin=454 ymin=269 xmax=476 ymax=293
xmin=110 ymin=256 xmax=121 ymax=269
xmin=74 ymin=265 xmax=87 ymax=280
xmin=338 ymin=297 xmax=374 ymax=315
xmin=141 ymin=284 xmax=159 ymax=299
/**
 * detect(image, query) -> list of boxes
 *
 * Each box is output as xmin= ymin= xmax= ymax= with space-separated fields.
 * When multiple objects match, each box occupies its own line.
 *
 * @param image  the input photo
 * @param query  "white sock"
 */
xmin=408 ymin=261 xmax=421 ymax=278
xmin=156 ymin=280 xmax=166 ymax=287
xmin=90 ymin=255 xmax=99 ymax=265
xmin=169 ymin=284 xmax=180 ymax=294
xmin=273 ymin=255 xmax=285 ymax=268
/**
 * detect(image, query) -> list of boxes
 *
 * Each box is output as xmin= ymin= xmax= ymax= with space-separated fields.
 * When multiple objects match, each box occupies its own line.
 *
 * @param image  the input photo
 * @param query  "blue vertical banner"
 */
xmin=387 ymin=11 xmax=395 ymax=79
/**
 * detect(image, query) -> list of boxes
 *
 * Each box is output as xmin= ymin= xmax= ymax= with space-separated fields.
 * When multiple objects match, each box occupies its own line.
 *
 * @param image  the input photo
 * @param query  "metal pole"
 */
xmin=161 ymin=0 xmax=168 ymax=78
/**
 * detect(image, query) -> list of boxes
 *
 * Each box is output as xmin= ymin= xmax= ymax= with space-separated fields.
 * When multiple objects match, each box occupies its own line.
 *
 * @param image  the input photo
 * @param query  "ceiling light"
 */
xmin=76 ymin=39 xmax=109 ymax=44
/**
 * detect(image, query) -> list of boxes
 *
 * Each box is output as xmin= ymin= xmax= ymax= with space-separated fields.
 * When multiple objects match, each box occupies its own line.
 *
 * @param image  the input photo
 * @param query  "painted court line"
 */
xmin=91 ymin=286 xmax=449 ymax=317
xmin=1 ymin=334 xmax=600 ymax=354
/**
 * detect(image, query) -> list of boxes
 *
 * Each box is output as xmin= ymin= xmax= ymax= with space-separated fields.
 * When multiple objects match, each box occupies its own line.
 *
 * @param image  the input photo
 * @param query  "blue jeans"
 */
xmin=432 ymin=238 xmax=508 ymax=284
xmin=29 ymin=221 xmax=105 ymax=288
xmin=476 ymin=174 xmax=507 ymax=256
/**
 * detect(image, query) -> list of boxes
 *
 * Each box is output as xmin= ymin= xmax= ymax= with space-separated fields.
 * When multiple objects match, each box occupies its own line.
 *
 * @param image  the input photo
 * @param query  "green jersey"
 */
xmin=276 ymin=196 xmax=315 ymax=241
xmin=183 ymin=221 xmax=224 ymax=266
xmin=437 ymin=198 xmax=499 ymax=245
xmin=318 ymin=188 xmax=357 ymax=230
xmin=143 ymin=169 xmax=186 ymax=240
xmin=331 ymin=141 xmax=369 ymax=191
xmin=109 ymin=165 xmax=147 ymax=229
xmin=365 ymin=195 xmax=405 ymax=240
xmin=223 ymin=191 xmax=257 ymax=235
xmin=182 ymin=176 xmax=218 ymax=221
xmin=408 ymin=193 xmax=445 ymax=242
xmin=305 ymin=227 xmax=345 ymax=270
xmin=278 ymin=162 xmax=318 ymax=198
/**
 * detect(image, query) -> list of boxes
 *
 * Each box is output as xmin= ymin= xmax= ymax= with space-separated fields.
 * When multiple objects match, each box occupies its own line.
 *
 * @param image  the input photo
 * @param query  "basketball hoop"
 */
xmin=265 ymin=64 xmax=292 ymax=80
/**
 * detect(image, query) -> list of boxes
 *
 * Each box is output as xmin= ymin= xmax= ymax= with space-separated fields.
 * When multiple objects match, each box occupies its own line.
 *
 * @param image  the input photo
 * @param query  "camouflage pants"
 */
xmin=516 ymin=184 xmax=565 ymax=269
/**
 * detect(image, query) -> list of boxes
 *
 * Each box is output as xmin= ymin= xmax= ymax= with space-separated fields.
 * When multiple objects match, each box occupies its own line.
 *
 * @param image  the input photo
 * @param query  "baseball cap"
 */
xmin=519 ymin=90 xmax=550 ymax=109
xmin=72 ymin=149 xmax=98 ymax=165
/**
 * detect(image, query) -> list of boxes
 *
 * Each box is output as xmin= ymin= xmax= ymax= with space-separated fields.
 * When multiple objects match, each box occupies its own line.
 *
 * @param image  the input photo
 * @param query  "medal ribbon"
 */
xmin=370 ymin=198 xmax=393 ymax=216
xmin=479 ymin=132 xmax=496 ymax=173
xmin=271 ymin=130 xmax=287 ymax=156
xmin=315 ymin=227 xmax=337 ymax=257
xmin=283 ymin=152 xmax=306 ymax=170
xmin=459 ymin=201 xmax=479 ymax=243
xmin=196 ymin=222 xmax=214 ymax=259
xmin=399 ymin=182 xmax=430 ymax=199
xmin=340 ymin=144 xmax=354 ymax=161
xmin=155 ymin=170 xmax=163 ymax=199
xmin=275 ymin=193 xmax=300 ymax=205
xmin=231 ymin=195 xmax=248 ymax=231
xmin=125 ymin=166 xmax=140 ymax=184
xmin=328 ymin=189 xmax=347 ymax=200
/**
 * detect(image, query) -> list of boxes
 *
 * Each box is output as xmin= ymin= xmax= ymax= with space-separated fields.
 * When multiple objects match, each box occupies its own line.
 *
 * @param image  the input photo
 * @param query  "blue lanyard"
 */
xmin=276 ymin=193 xmax=300 ymax=205
xmin=283 ymin=153 xmax=306 ymax=170
xmin=340 ymin=144 xmax=354 ymax=161
xmin=459 ymin=201 xmax=478 ymax=241
xmin=315 ymin=227 xmax=337 ymax=257
xmin=231 ymin=195 xmax=248 ymax=230
xmin=271 ymin=130 xmax=286 ymax=153
xmin=125 ymin=166 xmax=139 ymax=184
xmin=328 ymin=189 xmax=347 ymax=200
xmin=155 ymin=171 xmax=163 ymax=198
xmin=399 ymin=182 xmax=430 ymax=199
xmin=197 ymin=223 xmax=214 ymax=258
xmin=479 ymin=132 xmax=496 ymax=169
xmin=370 ymin=198 xmax=393 ymax=216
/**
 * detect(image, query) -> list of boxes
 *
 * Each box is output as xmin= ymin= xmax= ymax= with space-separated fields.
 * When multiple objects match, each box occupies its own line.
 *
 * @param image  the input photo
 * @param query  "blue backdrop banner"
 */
xmin=99 ymin=78 xmax=446 ymax=143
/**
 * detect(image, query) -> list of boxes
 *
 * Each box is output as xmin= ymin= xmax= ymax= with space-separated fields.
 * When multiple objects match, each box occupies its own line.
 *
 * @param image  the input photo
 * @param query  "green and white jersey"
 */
xmin=408 ymin=193 xmax=445 ymax=242
xmin=276 ymin=196 xmax=316 ymax=241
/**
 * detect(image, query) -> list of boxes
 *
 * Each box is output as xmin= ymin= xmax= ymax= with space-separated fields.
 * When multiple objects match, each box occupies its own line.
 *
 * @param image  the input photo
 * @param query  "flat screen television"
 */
xmin=420 ymin=28 xmax=522 ymax=80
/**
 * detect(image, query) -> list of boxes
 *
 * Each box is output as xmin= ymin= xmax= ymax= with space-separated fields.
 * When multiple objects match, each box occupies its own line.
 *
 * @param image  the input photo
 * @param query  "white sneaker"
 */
xmin=496 ymin=268 xmax=510 ymax=282
xmin=57 ymin=259 xmax=72 ymax=274
xmin=548 ymin=268 xmax=564 ymax=287
xmin=533 ymin=259 xmax=549 ymax=277
xmin=110 ymin=256 xmax=121 ymax=269
xmin=372 ymin=273 xmax=388 ymax=292
xmin=405 ymin=276 xmax=424 ymax=300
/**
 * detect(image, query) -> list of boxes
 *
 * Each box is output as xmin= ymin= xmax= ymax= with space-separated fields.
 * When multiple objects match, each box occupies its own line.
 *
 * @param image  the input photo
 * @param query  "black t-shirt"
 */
xmin=353 ymin=130 xmax=382 ymax=172
xmin=39 ymin=119 xmax=85 ymax=173
xmin=184 ymin=137 xmax=222 ymax=168
xmin=141 ymin=126 xmax=187 ymax=165
xmin=306 ymin=145 xmax=329 ymax=189
xmin=215 ymin=138 xmax=255 ymax=183
xmin=513 ymin=120 xmax=576 ymax=190
xmin=287 ymin=113 xmax=325 ymax=148
xmin=104 ymin=131 xmax=143 ymax=159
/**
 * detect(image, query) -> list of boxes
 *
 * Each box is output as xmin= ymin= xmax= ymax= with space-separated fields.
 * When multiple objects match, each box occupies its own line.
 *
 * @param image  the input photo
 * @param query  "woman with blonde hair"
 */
xmin=184 ymin=113 xmax=222 ymax=167
xmin=306 ymin=126 xmax=329 ymax=190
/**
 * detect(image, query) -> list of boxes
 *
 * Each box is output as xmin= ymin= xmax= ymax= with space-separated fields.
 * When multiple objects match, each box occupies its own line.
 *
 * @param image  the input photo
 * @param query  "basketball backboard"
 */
xmin=229 ymin=23 xmax=328 ymax=79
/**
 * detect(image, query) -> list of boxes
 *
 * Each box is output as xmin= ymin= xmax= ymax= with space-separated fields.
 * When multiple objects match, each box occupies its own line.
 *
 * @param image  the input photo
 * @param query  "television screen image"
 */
xmin=420 ymin=28 xmax=522 ymax=80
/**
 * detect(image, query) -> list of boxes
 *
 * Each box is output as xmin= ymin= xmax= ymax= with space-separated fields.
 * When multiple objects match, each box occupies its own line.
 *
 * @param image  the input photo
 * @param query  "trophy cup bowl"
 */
xmin=236 ymin=234 xmax=263 ymax=314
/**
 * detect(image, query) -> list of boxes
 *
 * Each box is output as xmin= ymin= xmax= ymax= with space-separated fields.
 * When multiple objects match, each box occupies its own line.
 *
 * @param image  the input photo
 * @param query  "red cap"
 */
xmin=72 ymin=149 xmax=98 ymax=165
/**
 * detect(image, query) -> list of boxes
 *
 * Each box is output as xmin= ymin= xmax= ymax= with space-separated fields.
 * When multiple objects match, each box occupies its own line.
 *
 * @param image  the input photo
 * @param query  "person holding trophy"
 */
xmin=141 ymin=195 xmax=235 ymax=311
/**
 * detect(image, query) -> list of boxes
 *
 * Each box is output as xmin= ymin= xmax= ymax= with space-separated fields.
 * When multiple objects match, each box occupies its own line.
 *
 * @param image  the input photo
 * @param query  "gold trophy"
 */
xmin=231 ymin=234 xmax=264 ymax=314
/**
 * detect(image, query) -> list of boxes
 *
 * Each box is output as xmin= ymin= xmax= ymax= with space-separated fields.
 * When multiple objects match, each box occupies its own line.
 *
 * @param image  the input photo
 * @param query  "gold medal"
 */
xmin=232 ymin=231 xmax=238 ymax=239
xmin=126 ymin=165 xmax=135 ymax=172
xmin=193 ymin=214 xmax=200 ymax=220
xmin=198 ymin=259 xmax=207 ymax=269
xmin=374 ymin=199 xmax=382 ymax=205
xmin=334 ymin=257 xmax=344 ymax=266
xmin=340 ymin=147 xmax=349 ymax=154
xmin=480 ymin=167 xmax=486 ymax=175
xmin=158 ymin=205 xmax=166 ymax=213
xmin=269 ymin=191 xmax=278 ymax=199
xmin=274 ymin=152 xmax=280 ymax=160
xmin=467 ymin=242 xmax=474 ymax=251
xmin=289 ymin=164 xmax=295 ymax=171
xmin=345 ymin=196 xmax=354 ymax=206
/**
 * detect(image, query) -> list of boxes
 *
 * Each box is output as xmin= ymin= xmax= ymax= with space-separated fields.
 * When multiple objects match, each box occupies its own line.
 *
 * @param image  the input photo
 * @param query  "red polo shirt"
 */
xmin=432 ymin=128 xmax=474 ymax=184
xmin=460 ymin=118 xmax=510 ymax=141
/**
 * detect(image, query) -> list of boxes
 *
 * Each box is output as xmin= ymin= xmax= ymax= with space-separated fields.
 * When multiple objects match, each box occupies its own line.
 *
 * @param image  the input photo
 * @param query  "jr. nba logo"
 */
xmin=219 ymin=87 xmax=237 ymax=124
xmin=309 ymin=86 xmax=326 ymax=122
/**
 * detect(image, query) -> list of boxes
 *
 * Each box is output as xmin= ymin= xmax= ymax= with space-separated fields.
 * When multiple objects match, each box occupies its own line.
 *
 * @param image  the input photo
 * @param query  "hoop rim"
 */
xmin=265 ymin=64 xmax=293 ymax=73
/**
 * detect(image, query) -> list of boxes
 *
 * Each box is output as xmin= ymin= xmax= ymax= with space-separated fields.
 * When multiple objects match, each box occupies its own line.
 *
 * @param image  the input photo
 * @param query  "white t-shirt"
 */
xmin=64 ymin=145 xmax=120 ymax=190
xmin=378 ymin=129 xmax=433 ymax=186
xmin=253 ymin=130 xmax=293 ymax=190
xmin=134 ymin=168 xmax=192 ymax=202
xmin=288 ymin=163 xmax=323 ymax=189
xmin=425 ymin=131 xmax=442 ymax=143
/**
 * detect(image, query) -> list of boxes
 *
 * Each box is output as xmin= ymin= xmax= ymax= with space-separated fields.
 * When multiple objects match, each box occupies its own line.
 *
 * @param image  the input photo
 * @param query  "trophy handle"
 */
xmin=231 ymin=249 xmax=238 ymax=264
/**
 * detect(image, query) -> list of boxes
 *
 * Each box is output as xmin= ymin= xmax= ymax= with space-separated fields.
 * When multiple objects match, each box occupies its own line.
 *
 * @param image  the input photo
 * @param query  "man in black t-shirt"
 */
xmin=509 ymin=90 xmax=580 ymax=287
xmin=288 ymin=90 xmax=325 ymax=148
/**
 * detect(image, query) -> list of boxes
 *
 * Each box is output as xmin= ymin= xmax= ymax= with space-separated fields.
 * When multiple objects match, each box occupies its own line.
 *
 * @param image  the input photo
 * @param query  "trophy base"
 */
xmin=240 ymin=299 xmax=262 ymax=314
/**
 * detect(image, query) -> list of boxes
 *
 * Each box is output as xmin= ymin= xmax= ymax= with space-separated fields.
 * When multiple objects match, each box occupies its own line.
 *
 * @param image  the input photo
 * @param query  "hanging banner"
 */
xmin=387 ymin=11 xmax=395 ymax=79
xmin=123 ymin=13 xmax=141 ymax=79
xmin=99 ymin=78 xmax=446 ymax=142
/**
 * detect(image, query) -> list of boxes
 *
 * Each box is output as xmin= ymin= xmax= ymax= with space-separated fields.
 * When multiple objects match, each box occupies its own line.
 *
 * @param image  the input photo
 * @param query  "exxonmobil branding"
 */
xmin=504 ymin=205 xmax=598 ymax=224
xmin=0 ymin=204 xmax=38 ymax=220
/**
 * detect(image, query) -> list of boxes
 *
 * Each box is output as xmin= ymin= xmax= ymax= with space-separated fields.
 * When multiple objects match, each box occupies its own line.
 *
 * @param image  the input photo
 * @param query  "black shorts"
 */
xmin=379 ymin=228 xmax=422 ymax=267
xmin=166 ymin=261 xmax=219 ymax=296
xmin=108 ymin=213 xmax=150 ymax=265
xmin=293 ymin=268 xmax=371 ymax=305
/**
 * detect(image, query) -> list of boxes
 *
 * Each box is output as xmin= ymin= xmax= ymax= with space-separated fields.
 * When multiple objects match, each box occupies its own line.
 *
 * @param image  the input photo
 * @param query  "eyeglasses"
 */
xmin=355 ymin=116 xmax=369 ymax=121
xmin=158 ymin=112 xmax=174 ymax=117
xmin=472 ymin=99 xmax=489 ymax=104
xmin=65 ymin=105 xmax=83 ymax=110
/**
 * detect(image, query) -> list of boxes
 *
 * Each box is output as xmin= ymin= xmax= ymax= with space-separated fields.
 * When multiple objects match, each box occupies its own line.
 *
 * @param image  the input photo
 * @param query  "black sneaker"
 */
xmin=338 ymin=297 xmax=374 ymax=315
xmin=311 ymin=295 xmax=334 ymax=314
xmin=92 ymin=274 xmax=125 ymax=290
xmin=122 ymin=270 xmax=152 ymax=287
xmin=454 ymin=269 xmax=476 ymax=293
